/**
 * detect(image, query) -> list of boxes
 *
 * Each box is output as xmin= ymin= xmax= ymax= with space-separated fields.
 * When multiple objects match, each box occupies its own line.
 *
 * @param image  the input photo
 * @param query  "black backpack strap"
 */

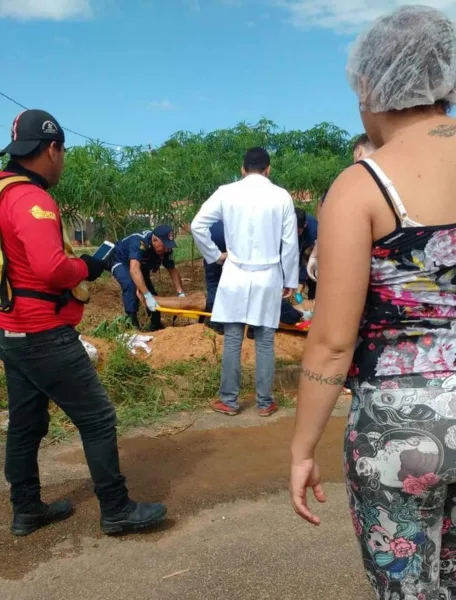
xmin=13 ymin=289 xmax=71 ymax=314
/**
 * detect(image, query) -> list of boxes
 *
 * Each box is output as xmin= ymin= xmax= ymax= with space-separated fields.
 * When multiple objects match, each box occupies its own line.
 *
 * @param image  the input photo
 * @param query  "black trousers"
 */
xmin=0 ymin=326 xmax=129 ymax=515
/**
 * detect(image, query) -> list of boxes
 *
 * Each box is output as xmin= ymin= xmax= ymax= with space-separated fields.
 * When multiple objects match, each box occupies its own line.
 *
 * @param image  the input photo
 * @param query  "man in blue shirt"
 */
xmin=203 ymin=221 xmax=226 ymax=334
xmin=296 ymin=208 xmax=318 ymax=288
xmin=108 ymin=225 xmax=185 ymax=330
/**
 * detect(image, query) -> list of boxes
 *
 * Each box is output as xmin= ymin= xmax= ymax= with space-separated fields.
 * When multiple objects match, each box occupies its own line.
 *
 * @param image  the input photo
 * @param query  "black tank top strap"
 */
xmin=358 ymin=160 xmax=401 ymax=229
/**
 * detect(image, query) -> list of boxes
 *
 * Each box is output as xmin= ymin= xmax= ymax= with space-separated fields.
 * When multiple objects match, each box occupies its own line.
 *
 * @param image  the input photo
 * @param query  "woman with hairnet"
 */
xmin=290 ymin=5 xmax=456 ymax=598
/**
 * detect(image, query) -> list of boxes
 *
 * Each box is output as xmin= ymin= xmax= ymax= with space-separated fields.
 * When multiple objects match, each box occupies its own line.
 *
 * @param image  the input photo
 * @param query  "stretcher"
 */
xmin=157 ymin=307 xmax=311 ymax=333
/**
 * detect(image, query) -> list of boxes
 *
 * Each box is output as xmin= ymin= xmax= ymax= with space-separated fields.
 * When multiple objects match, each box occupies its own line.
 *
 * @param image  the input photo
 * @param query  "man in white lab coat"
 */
xmin=191 ymin=148 xmax=299 ymax=417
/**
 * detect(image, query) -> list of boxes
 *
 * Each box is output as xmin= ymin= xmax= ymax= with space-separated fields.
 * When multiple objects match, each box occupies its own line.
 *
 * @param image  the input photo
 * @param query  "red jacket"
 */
xmin=0 ymin=165 xmax=89 ymax=333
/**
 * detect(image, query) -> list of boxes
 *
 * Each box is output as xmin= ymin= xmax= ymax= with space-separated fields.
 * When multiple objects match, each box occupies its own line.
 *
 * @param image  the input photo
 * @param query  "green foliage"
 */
xmin=52 ymin=119 xmax=355 ymax=238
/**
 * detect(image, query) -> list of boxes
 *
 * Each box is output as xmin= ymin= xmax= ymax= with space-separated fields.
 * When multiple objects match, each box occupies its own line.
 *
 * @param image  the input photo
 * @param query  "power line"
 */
xmin=0 ymin=90 xmax=130 ymax=149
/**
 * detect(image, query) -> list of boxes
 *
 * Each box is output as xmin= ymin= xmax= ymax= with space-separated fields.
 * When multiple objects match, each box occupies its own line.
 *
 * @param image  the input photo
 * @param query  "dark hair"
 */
xmin=320 ymin=190 xmax=329 ymax=205
xmin=295 ymin=208 xmax=307 ymax=229
xmin=243 ymin=147 xmax=270 ymax=173
xmin=353 ymin=133 xmax=373 ymax=153
xmin=11 ymin=140 xmax=64 ymax=161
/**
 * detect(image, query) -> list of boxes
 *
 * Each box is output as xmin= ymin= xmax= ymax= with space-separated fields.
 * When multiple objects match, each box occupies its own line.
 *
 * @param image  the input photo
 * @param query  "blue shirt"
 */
xmin=208 ymin=221 xmax=226 ymax=256
xmin=298 ymin=215 xmax=318 ymax=284
xmin=301 ymin=215 xmax=318 ymax=253
xmin=112 ymin=231 xmax=175 ymax=272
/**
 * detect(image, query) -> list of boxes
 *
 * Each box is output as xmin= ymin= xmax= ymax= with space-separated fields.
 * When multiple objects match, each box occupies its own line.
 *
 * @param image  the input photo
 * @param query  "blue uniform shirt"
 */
xmin=207 ymin=221 xmax=226 ymax=256
xmin=112 ymin=231 xmax=175 ymax=272
xmin=301 ymin=215 xmax=318 ymax=253
xmin=298 ymin=215 xmax=318 ymax=284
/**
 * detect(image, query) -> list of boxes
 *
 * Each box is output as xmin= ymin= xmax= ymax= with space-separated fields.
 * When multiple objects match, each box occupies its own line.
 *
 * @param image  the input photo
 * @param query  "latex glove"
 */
xmin=177 ymin=292 xmax=186 ymax=298
xmin=307 ymin=255 xmax=318 ymax=282
xmin=295 ymin=292 xmax=303 ymax=304
xmin=143 ymin=292 xmax=158 ymax=312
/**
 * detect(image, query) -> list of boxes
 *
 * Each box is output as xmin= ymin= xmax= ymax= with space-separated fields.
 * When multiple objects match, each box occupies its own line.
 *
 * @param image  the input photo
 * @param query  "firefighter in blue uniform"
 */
xmin=108 ymin=225 xmax=185 ymax=330
xmin=203 ymin=221 xmax=226 ymax=334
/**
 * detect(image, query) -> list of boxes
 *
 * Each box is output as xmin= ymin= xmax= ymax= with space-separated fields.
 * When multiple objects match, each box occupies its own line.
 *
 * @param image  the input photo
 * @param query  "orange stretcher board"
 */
xmin=157 ymin=307 xmax=311 ymax=333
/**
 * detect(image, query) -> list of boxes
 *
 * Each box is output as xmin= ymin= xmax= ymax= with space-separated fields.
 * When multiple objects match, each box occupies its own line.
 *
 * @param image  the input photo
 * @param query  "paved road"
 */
xmin=0 ymin=407 xmax=374 ymax=600
xmin=2 ymin=487 xmax=372 ymax=600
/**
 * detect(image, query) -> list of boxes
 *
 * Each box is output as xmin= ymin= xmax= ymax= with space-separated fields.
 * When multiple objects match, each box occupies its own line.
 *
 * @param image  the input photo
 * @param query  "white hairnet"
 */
xmin=346 ymin=5 xmax=456 ymax=113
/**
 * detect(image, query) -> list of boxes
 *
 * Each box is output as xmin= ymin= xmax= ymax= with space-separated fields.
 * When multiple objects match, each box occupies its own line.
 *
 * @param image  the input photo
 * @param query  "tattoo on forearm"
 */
xmin=301 ymin=366 xmax=346 ymax=386
xmin=428 ymin=124 xmax=456 ymax=138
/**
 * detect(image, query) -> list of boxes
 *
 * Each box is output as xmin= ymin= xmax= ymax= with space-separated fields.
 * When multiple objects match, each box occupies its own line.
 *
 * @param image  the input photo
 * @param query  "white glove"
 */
xmin=178 ymin=292 xmax=186 ymax=298
xmin=144 ymin=292 xmax=158 ymax=312
xmin=307 ymin=253 xmax=318 ymax=282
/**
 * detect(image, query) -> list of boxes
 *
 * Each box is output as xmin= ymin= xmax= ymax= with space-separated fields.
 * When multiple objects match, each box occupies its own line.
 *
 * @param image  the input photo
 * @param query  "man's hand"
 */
xmin=307 ymin=246 xmax=318 ymax=282
xmin=80 ymin=254 xmax=105 ymax=282
xmin=143 ymin=292 xmax=158 ymax=312
xmin=216 ymin=252 xmax=227 ymax=265
xmin=282 ymin=288 xmax=293 ymax=299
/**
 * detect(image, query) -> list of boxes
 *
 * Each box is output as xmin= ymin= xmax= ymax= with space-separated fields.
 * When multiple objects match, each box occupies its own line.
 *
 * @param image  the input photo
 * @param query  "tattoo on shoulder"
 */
xmin=428 ymin=124 xmax=456 ymax=138
xmin=301 ymin=366 xmax=345 ymax=386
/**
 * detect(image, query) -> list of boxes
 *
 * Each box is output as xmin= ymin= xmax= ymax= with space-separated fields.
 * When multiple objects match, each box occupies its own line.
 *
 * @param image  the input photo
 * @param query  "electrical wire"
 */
xmin=0 ymin=90 xmax=131 ymax=149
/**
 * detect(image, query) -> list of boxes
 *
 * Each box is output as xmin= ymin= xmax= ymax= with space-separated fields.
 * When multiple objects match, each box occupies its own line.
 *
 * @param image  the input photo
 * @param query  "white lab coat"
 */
xmin=191 ymin=174 xmax=299 ymax=328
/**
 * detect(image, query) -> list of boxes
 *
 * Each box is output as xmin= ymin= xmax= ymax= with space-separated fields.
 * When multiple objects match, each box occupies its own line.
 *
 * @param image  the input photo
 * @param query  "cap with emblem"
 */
xmin=153 ymin=225 xmax=176 ymax=249
xmin=0 ymin=109 xmax=65 ymax=157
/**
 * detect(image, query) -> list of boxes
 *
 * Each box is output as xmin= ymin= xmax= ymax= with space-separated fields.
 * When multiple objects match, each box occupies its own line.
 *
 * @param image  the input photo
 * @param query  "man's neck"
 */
xmin=5 ymin=160 xmax=49 ymax=190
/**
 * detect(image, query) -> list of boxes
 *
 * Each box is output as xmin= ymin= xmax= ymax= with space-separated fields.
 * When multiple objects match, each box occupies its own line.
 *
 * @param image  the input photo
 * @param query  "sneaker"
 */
xmin=11 ymin=500 xmax=73 ymax=537
xmin=101 ymin=500 xmax=167 ymax=535
xmin=210 ymin=400 xmax=239 ymax=416
xmin=258 ymin=403 xmax=279 ymax=418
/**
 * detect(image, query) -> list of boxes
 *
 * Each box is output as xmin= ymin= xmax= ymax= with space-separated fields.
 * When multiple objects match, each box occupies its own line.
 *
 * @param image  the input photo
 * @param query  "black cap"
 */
xmin=0 ymin=109 xmax=65 ymax=157
xmin=153 ymin=225 xmax=176 ymax=249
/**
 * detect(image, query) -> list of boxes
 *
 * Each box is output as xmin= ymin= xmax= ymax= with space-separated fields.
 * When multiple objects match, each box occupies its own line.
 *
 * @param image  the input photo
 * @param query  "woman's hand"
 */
xmin=290 ymin=459 xmax=326 ymax=526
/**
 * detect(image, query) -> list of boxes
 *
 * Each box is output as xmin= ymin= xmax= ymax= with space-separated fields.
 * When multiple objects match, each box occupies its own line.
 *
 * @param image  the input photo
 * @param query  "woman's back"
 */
xmin=351 ymin=116 xmax=456 ymax=380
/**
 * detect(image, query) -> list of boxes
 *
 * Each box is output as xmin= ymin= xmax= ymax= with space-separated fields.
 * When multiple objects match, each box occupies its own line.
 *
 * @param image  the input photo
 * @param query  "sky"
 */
xmin=1 ymin=0 xmax=456 ymax=149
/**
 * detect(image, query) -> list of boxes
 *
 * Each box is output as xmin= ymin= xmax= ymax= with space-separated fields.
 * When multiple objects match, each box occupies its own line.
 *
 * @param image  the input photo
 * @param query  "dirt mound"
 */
xmin=146 ymin=324 xmax=305 ymax=369
xmin=83 ymin=324 xmax=306 ymax=370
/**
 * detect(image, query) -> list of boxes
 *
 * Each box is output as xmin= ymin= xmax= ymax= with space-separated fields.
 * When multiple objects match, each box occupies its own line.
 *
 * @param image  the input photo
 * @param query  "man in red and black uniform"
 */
xmin=0 ymin=110 xmax=166 ymax=536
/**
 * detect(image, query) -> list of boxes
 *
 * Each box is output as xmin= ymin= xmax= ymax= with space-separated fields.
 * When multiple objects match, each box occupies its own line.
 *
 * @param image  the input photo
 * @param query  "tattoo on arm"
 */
xmin=428 ymin=124 xmax=456 ymax=138
xmin=301 ymin=366 xmax=346 ymax=386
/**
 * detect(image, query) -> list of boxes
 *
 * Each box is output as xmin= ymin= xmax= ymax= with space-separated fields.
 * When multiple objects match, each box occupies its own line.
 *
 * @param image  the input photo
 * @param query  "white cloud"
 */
xmin=0 ymin=0 xmax=92 ymax=20
xmin=149 ymin=99 xmax=178 ymax=111
xmin=278 ymin=0 xmax=456 ymax=33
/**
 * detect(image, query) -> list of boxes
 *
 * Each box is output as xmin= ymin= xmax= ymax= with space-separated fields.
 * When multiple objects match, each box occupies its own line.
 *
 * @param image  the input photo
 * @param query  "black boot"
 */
xmin=246 ymin=326 xmax=255 ymax=340
xmin=126 ymin=312 xmax=140 ymax=329
xmin=100 ymin=499 xmax=167 ymax=535
xmin=11 ymin=500 xmax=73 ymax=537
xmin=150 ymin=311 xmax=165 ymax=332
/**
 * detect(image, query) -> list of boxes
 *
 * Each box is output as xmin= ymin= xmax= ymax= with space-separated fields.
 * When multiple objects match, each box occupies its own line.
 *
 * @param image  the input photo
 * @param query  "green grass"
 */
xmin=173 ymin=234 xmax=202 ymax=264
xmin=73 ymin=234 xmax=201 ymax=265
xmin=0 ymin=337 xmax=297 ymax=443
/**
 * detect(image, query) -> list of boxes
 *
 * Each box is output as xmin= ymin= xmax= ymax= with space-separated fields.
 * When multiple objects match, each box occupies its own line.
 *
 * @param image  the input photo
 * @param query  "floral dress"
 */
xmin=345 ymin=158 xmax=456 ymax=600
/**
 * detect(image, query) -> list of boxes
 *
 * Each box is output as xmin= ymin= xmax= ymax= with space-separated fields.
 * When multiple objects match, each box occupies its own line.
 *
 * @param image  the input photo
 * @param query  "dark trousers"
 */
xmin=307 ymin=278 xmax=317 ymax=301
xmin=112 ymin=263 xmax=157 ymax=314
xmin=280 ymin=299 xmax=303 ymax=325
xmin=202 ymin=262 xmax=224 ymax=334
xmin=0 ymin=326 xmax=129 ymax=516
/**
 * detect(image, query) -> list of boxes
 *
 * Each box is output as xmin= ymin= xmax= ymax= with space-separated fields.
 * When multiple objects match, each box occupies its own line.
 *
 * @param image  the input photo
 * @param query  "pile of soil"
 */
xmin=84 ymin=323 xmax=306 ymax=370
xmin=81 ymin=267 xmax=308 ymax=370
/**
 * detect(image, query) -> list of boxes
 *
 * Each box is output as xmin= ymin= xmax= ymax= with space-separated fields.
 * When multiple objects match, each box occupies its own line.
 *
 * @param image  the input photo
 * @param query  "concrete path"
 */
xmin=0 ymin=404 xmax=374 ymax=600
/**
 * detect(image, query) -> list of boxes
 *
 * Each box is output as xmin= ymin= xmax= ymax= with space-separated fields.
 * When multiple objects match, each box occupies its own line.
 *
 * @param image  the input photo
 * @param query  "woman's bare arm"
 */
xmin=292 ymin=166 xmax=373 ymax=463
